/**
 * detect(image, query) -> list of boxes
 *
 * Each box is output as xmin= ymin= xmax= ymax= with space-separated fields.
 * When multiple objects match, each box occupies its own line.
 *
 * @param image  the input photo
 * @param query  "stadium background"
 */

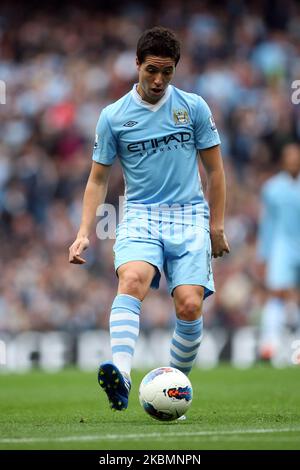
xmin=1 ymin=0 xmax=300 ymax=371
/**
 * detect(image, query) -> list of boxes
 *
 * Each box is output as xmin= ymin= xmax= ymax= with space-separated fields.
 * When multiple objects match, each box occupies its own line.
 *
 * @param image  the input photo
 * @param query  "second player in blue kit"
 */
xmin=257 ymin=143 xmax=300 ymax=360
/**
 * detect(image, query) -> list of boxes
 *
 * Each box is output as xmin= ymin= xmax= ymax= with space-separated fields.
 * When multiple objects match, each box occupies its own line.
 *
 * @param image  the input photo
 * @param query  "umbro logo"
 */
xmin=123 ymin=121 xmax=138 ymax=127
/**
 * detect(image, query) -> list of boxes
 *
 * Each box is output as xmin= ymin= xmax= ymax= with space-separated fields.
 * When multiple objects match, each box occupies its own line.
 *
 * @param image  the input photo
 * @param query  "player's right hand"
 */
xmin=68 ymin=236 xmax=90 ymax=264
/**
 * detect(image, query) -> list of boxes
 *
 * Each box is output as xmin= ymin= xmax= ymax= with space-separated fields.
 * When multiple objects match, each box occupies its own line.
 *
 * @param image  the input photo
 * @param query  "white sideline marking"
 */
xmin=1 ymin=427 xmax=300 ymax=444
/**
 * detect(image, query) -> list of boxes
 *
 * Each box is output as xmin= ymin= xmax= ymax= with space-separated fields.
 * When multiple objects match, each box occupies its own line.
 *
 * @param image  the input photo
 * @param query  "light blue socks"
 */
xmin=170 ymin=317 xmax=203 ymax=375
xmin=109 ymin=294 xmax=141 ymax=376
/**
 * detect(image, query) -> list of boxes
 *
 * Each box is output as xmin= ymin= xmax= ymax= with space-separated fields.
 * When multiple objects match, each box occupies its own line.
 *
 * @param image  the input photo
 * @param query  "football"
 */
xmin=139 ymin=367 xmax=193 ymax=421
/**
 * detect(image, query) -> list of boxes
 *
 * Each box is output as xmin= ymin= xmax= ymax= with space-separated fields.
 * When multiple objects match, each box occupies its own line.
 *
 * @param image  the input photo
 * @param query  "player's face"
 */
xmin=136 ymin=55 xmax=176 ymax=104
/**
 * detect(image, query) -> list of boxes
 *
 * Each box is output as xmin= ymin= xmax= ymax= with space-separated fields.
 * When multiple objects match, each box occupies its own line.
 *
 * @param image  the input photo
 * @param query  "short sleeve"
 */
xmin=194 ymin=97 xmax=221 ymax=150
xmin=92 ymin=108 xmax=117 ymax=165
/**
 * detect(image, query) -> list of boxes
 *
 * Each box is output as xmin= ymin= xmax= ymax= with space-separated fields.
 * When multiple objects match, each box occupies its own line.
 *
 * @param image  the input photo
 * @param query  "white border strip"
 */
xmin=1 ymin=427 xmax=300 ymax=444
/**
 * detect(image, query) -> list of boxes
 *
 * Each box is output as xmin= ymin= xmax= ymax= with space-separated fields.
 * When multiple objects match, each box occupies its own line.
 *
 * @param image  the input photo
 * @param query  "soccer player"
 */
xmin=257 ymin=143 xmax=300 ymax=360
xmin=69 ymin=27 xmax=229 ymax=411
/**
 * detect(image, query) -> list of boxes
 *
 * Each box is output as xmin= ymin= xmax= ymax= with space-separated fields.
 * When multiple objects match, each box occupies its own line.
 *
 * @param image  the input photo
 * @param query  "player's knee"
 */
xmin=118 ymin=271 xmax=147 ymax=299
xmin=176 ymin=296 xmax=203 ymax=321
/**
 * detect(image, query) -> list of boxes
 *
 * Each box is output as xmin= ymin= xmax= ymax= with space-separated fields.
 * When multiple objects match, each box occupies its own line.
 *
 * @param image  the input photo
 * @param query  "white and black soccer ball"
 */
xmin=139 ymin=367 xmax=193 ymax=421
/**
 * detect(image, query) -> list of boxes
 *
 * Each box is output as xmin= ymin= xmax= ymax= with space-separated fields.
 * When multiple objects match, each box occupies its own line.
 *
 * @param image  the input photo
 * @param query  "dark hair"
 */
xmin=136 ymin=26 xmax=181 ymax=66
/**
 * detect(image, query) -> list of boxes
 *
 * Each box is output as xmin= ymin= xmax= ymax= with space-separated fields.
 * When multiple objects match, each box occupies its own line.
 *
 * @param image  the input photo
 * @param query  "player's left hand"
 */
xmin=210 ymin=228 xmax=230 ymax=258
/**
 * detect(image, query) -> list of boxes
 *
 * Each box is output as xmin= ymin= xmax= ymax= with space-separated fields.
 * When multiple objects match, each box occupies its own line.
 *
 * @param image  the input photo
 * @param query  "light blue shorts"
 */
xmin=113 ymin=217 xmax=214 ymax=298
xmin=266 ymin=238 xmax=300 ymax=290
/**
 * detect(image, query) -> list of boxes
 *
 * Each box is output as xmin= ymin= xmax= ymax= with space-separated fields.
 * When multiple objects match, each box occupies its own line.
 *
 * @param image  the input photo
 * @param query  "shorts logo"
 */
xmin=173 ymin=109 xmax=190 ymax=125
xmin=123 ymin=121 xmax=138 ymax=127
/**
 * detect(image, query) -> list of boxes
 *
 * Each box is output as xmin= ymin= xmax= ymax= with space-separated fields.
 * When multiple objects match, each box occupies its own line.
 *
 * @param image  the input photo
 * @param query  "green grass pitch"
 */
xmin=0 ymin=365 xmax=299 ymax=450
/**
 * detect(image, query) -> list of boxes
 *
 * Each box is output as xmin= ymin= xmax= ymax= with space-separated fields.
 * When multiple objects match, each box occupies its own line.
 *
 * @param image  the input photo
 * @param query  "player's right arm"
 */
xmin=69 ymin=107 xmax=117 ymax=264
xmin=69 ymin=162 xmax=111 ymax=264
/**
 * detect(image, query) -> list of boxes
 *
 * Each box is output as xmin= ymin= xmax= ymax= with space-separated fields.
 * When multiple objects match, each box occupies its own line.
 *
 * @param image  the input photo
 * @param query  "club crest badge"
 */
xmin=173 ymin=109 xmax=190 ymax=125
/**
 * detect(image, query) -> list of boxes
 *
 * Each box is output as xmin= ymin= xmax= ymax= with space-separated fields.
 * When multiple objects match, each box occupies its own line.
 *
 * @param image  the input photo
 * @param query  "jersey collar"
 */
xmin=131 ymin=84 xmax=172 ymax=112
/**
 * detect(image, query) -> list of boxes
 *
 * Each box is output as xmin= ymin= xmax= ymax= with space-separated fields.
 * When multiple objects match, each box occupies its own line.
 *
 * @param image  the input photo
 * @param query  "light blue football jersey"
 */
xmin=258 ymin=172 xmax=300 ymax=262
xmin=92 ymin=84 xmax=220 ymax=227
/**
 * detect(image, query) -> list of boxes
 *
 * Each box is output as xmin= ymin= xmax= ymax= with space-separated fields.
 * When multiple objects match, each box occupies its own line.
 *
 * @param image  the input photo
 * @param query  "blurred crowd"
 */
xmin=1 ymin=0 xmax=300 ymax=334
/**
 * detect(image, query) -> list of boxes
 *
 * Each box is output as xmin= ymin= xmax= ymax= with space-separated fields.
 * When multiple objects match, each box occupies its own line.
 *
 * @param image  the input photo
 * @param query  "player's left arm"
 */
xmin=199 ymin=145 xmax=230 ymax=258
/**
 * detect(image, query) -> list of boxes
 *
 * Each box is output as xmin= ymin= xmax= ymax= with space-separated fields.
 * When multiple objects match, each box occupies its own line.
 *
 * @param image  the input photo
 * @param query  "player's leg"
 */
xmin=170 ymin=285 xmax=204 ymax=375
xmin=111 ymin=260 xmax=156 ymax=375
xmin=259 ymin=288 xmax=299 ymax=360
xmin=99 ymin=261 xmax=156 ymax=410
xmin=164 ymin=224 xmax=214 ymax=375
xmin=259 ymin=292 xmax=286 ymax=360
xmin=259 ymin=242 xmax=296 ymax=360
xmin=99 ymin=213 xmax=163 ymax=411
